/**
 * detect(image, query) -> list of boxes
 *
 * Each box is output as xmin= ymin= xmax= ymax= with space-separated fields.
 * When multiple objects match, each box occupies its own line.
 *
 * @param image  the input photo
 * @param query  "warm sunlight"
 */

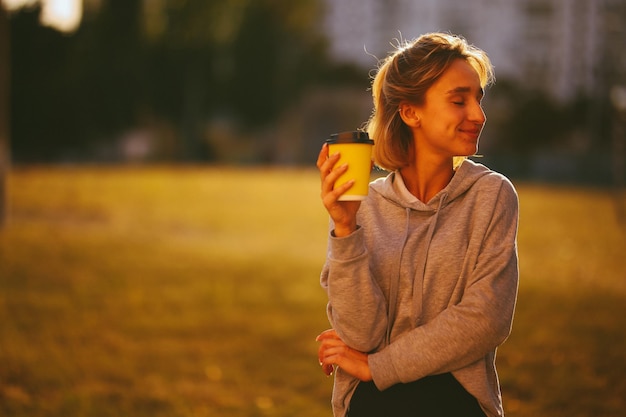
xmin=41 ymin=0 xmax=81 ymax=32
xmin=2 ymin=0 xmax=82 ymax=32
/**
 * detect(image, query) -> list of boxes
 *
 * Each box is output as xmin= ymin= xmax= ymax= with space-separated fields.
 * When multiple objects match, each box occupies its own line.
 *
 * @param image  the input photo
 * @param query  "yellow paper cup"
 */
xmin=326 ymin=131 xmax=374 ymax=201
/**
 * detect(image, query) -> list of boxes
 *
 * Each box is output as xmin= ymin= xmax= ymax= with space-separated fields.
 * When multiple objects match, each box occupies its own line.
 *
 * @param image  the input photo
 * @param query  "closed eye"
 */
xmin=451 ymin=96 xmax=466 ymax=106
xmin=448 ymin=87 xmax=484 ymax=106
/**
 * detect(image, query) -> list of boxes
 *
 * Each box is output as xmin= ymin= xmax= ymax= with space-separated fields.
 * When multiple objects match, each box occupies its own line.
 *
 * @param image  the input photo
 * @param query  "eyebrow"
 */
xmin=447 ymin=86 xmax=484 ymax=97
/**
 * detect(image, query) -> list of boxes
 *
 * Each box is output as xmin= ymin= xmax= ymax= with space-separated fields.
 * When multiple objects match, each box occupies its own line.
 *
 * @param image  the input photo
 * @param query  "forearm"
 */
xmin=369 ymin=250 xmax=518 ymax=389
xmin=321 ymin=227 xmax=388 ymax=352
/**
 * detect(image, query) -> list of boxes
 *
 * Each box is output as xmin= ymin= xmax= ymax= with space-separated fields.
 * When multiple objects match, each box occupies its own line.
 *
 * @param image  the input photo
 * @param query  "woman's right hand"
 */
xmin=316 ymin=143 xmax=361 ymax=237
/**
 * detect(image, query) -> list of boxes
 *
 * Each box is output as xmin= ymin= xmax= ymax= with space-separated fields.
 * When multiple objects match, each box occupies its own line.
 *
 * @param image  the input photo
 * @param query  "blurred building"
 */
xmin=324 ymin=0 xmax=626 ymax=103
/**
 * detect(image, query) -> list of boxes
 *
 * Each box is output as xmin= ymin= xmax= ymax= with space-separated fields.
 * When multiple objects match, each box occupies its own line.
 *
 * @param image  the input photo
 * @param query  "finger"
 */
xmin=317 ymin=146 xmax=339 ymax=174
xmin=329 ymin=178 xmax=355 ymax=199
xmin=317 ymin=340 xmax=327 ymax=364
xmin=321 ymin=179 xmax=355 ymax=211
xmin=320 ymin=344 xmax=351 ymax=361
xmin=317 ymin=347 xmax=336 ymax=376
xmin=316 ymin=329 xmax=340 ymax=341
xmin=318 ymin=340 xmax=372 ymax=382
xmin=319 ymin=153 xmax=343 ymax=185
xmin=317 ymin=335 xmax=347 ymax=372
xmin=316 ymin=143 xmax=329 ymax=169
xmin=321 ymin=164 xmax=350 ymax=198
xmin=316 ymin=329 xmax=343 ymax=376
xmin=319 ymin=352 xmax=343 ymax=377
xmin=318 ymin=340 xmax=347 ymax=363
xmin=321 ymin=341 xmax=368 ymax=364
xmin=319 ymin=350 xmax=338 ymax=376
xmin=321 ymin=348 xmax=369 ymax=376
xmin=317 ymin=338 xmax=345 ymax=364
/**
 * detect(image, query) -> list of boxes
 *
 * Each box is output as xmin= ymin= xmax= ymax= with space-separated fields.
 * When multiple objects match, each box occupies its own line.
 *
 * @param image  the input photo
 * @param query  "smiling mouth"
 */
xmin=461 ymin=129 xmax=481 ymax=139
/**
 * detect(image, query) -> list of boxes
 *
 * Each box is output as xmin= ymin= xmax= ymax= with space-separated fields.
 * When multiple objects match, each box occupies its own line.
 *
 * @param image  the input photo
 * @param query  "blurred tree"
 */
xmin=9 ymin=6 xmax=85 ymax=161
xmin=64 ymin=0 xmax=145 ymax=150
xmin=0 ymin=4 xmax=9 ymax=228
xmin=6 ymin=0 xmax=352 ymax=163
xmin=489 ymin=81 xmax=594 ymax=154
xmin=141 ymin=0 xmax=330 ymax=160
xmin=508 ymin=92 xmax=568 ymax=152
xmin=9 ymin=0 xmax=174 ymax=161
xmin=227 ymin=0 xmax=327 ymax=128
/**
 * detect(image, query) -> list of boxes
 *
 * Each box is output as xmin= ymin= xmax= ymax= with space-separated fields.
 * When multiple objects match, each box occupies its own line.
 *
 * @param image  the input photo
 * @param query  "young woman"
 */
xmin=316 ymin=33 xmax=519 ymax=417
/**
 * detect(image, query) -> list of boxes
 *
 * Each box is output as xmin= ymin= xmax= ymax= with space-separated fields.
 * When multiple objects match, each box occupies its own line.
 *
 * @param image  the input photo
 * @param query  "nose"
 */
xmin=469 ymin=100 xmax=486 ymax=125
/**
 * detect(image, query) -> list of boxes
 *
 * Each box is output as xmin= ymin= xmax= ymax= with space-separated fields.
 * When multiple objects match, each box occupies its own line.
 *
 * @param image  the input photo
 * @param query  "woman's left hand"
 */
xmin=316 ymin=329 xmax=372 ymax=382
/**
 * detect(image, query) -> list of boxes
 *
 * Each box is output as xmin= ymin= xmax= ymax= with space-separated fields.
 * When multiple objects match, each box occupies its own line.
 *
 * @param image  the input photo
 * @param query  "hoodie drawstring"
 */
xmin=385 ymin=207 xmax=412 ymax=345
xmin=411 ymin=193 xmax=448 ymax=322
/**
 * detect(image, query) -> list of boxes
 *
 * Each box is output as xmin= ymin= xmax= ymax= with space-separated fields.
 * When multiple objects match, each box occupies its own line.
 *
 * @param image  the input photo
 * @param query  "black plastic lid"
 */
xmin=326 ymin=131 xmax=373 ymax=144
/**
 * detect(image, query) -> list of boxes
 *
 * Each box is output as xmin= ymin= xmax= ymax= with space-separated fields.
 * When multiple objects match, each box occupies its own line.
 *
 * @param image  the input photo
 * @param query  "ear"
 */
xmin=398 ymin=103 xmax=421 ymax=128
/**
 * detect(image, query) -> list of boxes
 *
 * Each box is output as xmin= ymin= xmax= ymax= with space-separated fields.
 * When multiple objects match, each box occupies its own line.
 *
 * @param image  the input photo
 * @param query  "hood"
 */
xmin=370 ymin=159 xmax=492 ymax=211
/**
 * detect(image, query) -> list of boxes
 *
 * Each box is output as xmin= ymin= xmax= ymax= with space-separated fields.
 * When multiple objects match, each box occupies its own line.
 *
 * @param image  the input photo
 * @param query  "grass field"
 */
xmin=1 ymin=166 xmax=625 ymax=417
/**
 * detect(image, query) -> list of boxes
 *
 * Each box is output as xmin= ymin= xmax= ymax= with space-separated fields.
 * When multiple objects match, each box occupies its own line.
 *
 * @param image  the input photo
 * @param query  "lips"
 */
xmin=460 ymin=128 xmax=482 ymax=140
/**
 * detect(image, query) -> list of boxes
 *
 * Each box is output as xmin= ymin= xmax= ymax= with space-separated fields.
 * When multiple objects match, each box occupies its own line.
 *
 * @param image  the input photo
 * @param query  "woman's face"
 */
xmin=411 ymin=59 xmax=486 ymax=160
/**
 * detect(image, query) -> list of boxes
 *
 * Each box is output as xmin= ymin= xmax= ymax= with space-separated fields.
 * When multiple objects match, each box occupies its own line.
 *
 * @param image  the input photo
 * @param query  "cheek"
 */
xmin=444 ymin=111 xmax=465 ymax=129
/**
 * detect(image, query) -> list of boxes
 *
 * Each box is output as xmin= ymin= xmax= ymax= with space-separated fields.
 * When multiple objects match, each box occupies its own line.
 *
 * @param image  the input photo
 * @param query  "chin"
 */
xmin=467 ymin=142 xmax=480 ymax=155
xmin=458 ymin=146 xmax=478 ymax=157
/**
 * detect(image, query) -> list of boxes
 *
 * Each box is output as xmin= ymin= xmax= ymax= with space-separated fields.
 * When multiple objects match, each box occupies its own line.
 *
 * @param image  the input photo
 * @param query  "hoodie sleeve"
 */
xmin=368 ymin=179 xmax=519 ymax=390
xmin=320 ymin=225 xmax=388 ymax=353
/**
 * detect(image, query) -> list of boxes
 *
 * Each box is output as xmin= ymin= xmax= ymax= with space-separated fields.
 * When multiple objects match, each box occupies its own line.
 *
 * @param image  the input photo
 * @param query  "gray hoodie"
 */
xmin=321 ymin=159 xmax=519 ymax=417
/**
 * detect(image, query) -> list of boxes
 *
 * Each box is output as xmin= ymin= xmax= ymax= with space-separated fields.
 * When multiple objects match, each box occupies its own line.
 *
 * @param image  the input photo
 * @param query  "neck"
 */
xmin=399 ymin=157 xmax=454 ymax=203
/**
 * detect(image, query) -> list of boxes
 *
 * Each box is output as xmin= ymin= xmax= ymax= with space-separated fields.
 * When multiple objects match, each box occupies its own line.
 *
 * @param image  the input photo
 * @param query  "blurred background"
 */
xmin=0 ymin=0 xmax=625 ymax=183
xmin=1 ymin=2 xmax=626 ymax=417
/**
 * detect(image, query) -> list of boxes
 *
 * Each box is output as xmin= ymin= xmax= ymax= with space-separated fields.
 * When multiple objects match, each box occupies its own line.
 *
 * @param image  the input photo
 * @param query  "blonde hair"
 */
xmin=365 ymin=33 xmax=495 ymax=171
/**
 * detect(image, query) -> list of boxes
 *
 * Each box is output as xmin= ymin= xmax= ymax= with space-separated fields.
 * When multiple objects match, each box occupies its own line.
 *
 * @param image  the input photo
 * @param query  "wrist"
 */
xmin=332 ymin=223 xmax=357 ymax=237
